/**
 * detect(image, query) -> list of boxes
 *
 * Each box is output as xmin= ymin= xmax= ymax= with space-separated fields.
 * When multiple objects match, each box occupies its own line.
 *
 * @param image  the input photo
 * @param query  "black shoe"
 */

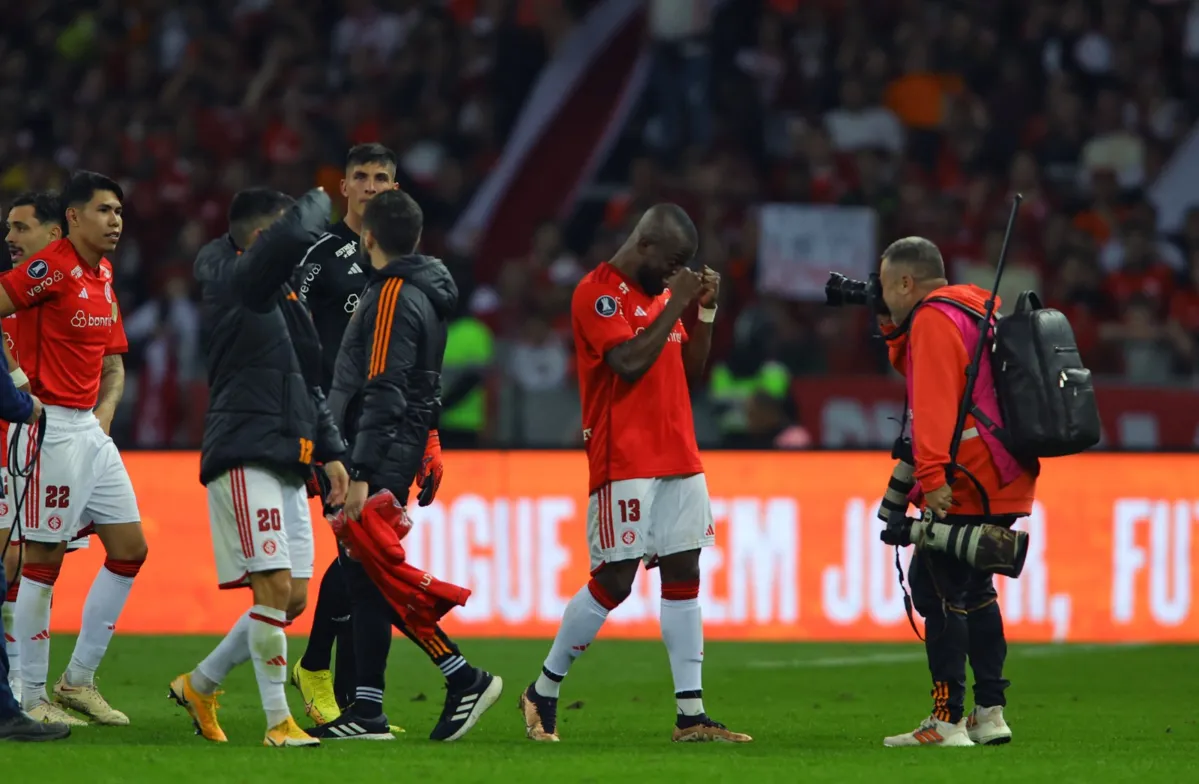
xmin=306 ymin=708 xmax=393 ymax=741
xmin=429 ymin=669 xmax=504 ymax=741
xmin=0 ymin=713 xmax=72 ymax=742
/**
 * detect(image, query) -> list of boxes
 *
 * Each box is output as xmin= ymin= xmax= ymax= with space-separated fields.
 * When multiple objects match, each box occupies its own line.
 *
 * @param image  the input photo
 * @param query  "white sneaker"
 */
xmin=53 ymin=675 xmax=129 ymax=725
xmin=26 ymin=698 xmax=90 ymax=727
xmin=884 ymin=715 xmax=974 ymax=747
xmin=967 ymin=705 xmax=1012 ymax=745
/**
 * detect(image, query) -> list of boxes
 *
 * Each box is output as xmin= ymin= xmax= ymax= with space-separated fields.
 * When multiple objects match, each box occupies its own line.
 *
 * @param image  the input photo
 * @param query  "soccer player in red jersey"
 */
xmin=0 ymin=172 xmax=147 ymax=727
xmin=1 ymin=191 xmax=89 ymax=714
xmin=519 ymin=204 xmax=752 ymax=743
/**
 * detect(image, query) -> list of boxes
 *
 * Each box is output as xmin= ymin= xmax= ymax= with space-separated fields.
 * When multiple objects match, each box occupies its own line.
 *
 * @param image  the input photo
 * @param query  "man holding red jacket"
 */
xmin=314 ymin=188 xmax=502 ymax=742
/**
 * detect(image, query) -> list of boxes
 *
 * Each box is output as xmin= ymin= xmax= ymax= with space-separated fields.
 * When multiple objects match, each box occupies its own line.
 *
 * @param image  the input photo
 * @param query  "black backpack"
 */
xmin=942 ymin=196 xmax=1101 ymax=494
xmin=985 ymin=291 xmax=1101 ymax=458
xmin=932 ymin=292 xmax=1101 ymax=462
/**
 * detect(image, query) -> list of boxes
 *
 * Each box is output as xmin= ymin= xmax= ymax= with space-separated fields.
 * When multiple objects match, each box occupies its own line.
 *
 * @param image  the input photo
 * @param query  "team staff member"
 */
xmin=313 ymin=189 xmax=502 ymax=742
xmin=290 ymin=143 xmax=396 ymax=718
xmin=171 ymin=187 xmax=349 ymax=747
xmin=292 ymin=145 xmax=493 ymax=740
xmin=876 ymin=237 xmax=1035 ymax=748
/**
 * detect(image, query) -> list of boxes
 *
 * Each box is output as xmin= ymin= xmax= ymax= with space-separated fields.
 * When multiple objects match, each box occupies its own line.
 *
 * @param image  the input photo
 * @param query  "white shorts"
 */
xmin=9 ymin=407 xmax=139 ymax=545
xmin=587 ymin=474 xmax=715 ymax=571
xmin=206 ymin=465 xmax=313 ymax=589
xmin=0 ymin=428 xmax=88 ymax=551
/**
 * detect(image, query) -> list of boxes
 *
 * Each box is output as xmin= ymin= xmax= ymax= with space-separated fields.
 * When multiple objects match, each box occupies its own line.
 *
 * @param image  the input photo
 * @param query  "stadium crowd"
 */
xmin=2 ymin=0 xmax=1198 ymax=449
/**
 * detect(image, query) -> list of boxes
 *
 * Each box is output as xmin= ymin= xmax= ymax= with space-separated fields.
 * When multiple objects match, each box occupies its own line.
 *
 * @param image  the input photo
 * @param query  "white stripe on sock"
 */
xmin=438 ymin=655 xmax=466 ymax=676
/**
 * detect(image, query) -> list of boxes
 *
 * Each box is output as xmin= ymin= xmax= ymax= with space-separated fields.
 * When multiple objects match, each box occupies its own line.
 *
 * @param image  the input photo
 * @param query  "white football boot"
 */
xmin=884 ymin=714 xmax=975 ymax=747
xmin=966 ymin=705 xmax=1012 ymax=745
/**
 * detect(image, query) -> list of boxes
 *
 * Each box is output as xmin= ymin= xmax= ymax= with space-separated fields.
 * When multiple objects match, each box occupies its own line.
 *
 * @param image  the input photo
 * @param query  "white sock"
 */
xmin=66 ymin=566 xmax=136 ymax=686
xmin=2 ymin=600 xmax=19 ymax=690
xmin=193 ymin=610 xmax=253 ymax=694
xmin=661 ymin=596 xmax=705 ymax=716
xmin=15 ymin=577 xmax=53 ymax=708
xmin=248 ymin=604 xmax=290 ymax=728
xmin=537 ymin=583 xmax=612 ymax=698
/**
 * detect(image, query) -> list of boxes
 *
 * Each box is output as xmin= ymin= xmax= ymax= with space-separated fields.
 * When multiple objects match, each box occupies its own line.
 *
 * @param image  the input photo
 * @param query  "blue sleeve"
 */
xmin=0 ymin=367 xmax=32 ymax=424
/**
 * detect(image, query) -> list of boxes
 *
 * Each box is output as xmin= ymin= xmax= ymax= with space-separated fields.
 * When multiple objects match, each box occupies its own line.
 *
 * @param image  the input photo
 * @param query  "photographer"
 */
xmin=874 ymin=237 xmax=1036 ymax=748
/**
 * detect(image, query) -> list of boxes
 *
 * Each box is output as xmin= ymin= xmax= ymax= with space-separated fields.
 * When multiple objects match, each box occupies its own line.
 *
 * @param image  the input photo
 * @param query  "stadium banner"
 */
xmin=48 ymin=451 xmax=1199 ymax=643
xmin=792 ymin=376 xmax=1199 ymax=450
xmin=757 ymin=203 xmax=878 ymax=300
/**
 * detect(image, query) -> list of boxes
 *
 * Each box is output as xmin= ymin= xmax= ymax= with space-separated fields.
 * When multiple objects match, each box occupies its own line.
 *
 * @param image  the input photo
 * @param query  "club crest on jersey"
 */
xmin=595 ymin=294 xmax=618 ymax=318
xmin=104 ymin=282 xmax=113 ymax=303
xmin=27 ymin=259 xmax=48 ymax=280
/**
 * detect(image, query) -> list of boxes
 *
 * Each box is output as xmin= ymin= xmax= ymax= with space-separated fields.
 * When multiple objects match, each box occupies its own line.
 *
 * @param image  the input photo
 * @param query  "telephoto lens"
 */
xmin=909 ymin=510 xmax=1030 ymax=578
xmin=878 ymin=461 xmax=916 ymax=545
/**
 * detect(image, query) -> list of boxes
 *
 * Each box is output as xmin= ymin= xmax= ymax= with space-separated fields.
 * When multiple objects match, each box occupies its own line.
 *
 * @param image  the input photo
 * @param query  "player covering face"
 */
xmin=518 ymin=205 xmax=751 ymax=743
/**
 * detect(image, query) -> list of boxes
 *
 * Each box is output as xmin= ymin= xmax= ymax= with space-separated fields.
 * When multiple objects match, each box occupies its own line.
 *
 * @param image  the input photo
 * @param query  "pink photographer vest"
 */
xmin=904 ymin=300 xmax=1024 ymax=497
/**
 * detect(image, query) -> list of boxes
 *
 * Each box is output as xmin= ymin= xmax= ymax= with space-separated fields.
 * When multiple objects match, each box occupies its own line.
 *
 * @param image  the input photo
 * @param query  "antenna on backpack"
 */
xmin=945 ymin=194 xmax=1023 ymax=506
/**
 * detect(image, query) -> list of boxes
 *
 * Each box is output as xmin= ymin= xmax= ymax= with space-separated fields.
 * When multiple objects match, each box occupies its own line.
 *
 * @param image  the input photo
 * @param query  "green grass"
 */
xmin=4 ymin=637 xmax=1196 ymax=783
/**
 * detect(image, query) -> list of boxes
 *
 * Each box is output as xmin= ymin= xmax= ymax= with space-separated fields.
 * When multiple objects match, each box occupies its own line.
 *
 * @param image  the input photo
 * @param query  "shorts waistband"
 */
xmin=45 ymin=405 xmax=101 ymax=431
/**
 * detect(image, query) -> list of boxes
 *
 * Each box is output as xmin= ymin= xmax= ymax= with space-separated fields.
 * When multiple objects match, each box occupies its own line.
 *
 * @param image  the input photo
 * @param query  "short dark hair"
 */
xmin=346 ymin=143 xmax=398 ymax=171
xmin=228 ymin=188 xmax=295 ymax=248
xmin=63 ymin=171 xmax=124 ymax=208
xmin=9 ymin=191 xmax=64 ymax=230
xmin=640 ymin=202 xmax=698 ymax=249
xmin=881 ymin=236 xmax=946 ymax=281
xmin=362 ymin=190 xmax=423 ymax=257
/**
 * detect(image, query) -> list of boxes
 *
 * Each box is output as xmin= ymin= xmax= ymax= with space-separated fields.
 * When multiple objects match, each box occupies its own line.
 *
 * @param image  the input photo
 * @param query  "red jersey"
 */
xmin=0 ymin=240 xmax=128 ymax=410
xmin=571 ymin=262 xmax=703 ymax=493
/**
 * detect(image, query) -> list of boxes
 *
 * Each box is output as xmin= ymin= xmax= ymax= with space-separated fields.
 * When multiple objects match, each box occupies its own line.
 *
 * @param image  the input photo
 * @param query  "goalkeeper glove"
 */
xmin=415 ymin=429 xmax=443 ymax=507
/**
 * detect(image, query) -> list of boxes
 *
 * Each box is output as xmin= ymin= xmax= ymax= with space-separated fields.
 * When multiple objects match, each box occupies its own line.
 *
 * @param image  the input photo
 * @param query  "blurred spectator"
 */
xmin=825 ymin=77 xmax=904 ymax=155
xmin=440 ymin=281 xmax=496 ymax=449
xmin=645 ymin=0 xmax=714 ymax=155
xmin=507 ymin=313 xmax=571 ymax=392
xmin=708 ymin=309 xmax=791 ymax=446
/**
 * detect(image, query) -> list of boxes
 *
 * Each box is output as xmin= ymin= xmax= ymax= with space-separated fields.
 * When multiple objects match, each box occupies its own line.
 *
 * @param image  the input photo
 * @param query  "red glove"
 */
xmin=415 ymin=430 xmax=443 ymax=507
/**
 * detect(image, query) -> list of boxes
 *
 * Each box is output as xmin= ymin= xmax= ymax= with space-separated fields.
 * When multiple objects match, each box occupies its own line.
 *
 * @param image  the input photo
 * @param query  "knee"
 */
xmin=100 ymin=525 xmax=148 ymax=563
xmin=251 ymin=570 xmax=293 ymax=611
xmin=657 ymin=550 xmax=701 ymax=585
xmin=22 ymin=540 xmax=65 ymax=567
xmin=590 ymin=561 xmax=639 ymax=608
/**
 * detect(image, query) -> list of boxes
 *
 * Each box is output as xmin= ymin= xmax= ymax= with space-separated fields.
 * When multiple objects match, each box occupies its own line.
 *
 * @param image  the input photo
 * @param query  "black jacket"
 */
xmin=196 ymin=189 xmax=346 ymax=486
xmin=328 ymin=255 xmax=457 ymax=501
xmin=292 ymin=220 xmax=366 ymax=392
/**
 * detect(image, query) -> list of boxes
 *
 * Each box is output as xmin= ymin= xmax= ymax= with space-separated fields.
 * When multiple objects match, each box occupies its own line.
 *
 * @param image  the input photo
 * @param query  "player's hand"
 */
xmin=416 ymin=430 xmax=444 ymax=507
xmin=665 ymin=268 xmax=704 ymax=305
xmin=924 ymin=483 xmax=954 ymax=519
xmin=343 ymin=479 xmax=369 ymax=522
xmin=698 ymin=266 xmax=720 ymax=308
xmin=323 ymin=461 xmax=350 ymax=508
xmin=26 ymin=394 xmax=43 ymax=425
xmin=95 ymin=406 xmax=114 ymax=434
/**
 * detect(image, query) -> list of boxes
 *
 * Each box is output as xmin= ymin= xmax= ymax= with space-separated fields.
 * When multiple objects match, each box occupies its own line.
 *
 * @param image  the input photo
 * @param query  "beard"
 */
xmin=637 ymin=266 xmax=666 ymax=296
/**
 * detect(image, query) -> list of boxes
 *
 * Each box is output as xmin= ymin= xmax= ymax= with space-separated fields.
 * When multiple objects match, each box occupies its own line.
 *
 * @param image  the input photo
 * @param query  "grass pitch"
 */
xmin=3 ymin=637 xmax=1194 ymax=783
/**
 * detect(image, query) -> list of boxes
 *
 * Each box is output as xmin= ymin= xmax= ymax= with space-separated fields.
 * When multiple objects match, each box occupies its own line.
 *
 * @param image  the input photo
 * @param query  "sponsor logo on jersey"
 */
xmin=26 ymin=269 xmax=63 ymax=298
xmin=78 ymin=287 xmax=89 ymax=299
xmin=634 ymin=306 xmax=647 ymax=317
xmin=335 ymin=241 xmax=358 ymax=259
xmin=344 ymin=293 xmax=360 ymax=313
xmin=26 ymin=259 xmax=48 ymax=279
xmin=71 ymin=309 xmax=115 ymax=328
xmin=595 ymin=295 xmax=618 ymax=317
xmin=70 ymin=265 xmax=83 ymax=279
xmin=348 ymin=262 xmax=363 ymax=275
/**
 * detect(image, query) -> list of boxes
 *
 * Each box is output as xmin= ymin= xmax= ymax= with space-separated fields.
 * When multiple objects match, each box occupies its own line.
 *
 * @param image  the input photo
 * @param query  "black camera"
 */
xmin=824 ymin=272 xmax=889 ymax=316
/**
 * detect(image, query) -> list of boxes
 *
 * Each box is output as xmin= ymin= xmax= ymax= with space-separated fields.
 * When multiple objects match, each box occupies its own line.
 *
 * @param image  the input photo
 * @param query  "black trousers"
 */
xmin=908 ymin=514 xmax=1014 ymax=723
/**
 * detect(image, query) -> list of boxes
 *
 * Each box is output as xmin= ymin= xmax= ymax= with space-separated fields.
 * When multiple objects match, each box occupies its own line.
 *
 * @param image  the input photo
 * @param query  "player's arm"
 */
xmin=94 ymin=355 xmax=125 ymax=435
xmin=349 ymin=283 xmax=425 ymax=489
xmin=293 ymin=234 xmax=334 ymax=312
xmin=310 ymin=384 xmax=346 ymax=464
xmin=682 ymin=266 xmax=718 ymax=384
xmin=604 ymin=298 xmax=690 ymax=384
xmin=230 ymin=188 xmax=331 ymax=308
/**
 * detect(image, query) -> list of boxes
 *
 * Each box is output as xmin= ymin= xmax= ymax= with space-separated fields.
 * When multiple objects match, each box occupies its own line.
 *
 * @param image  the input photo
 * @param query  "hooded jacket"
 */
xmin=329 ymin=254 xmax=457 ymax=500
xmin=195 ymin=189 xmax=346 ymax=485
xmin=885 ymin=284 xmax=1037 ymax=517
